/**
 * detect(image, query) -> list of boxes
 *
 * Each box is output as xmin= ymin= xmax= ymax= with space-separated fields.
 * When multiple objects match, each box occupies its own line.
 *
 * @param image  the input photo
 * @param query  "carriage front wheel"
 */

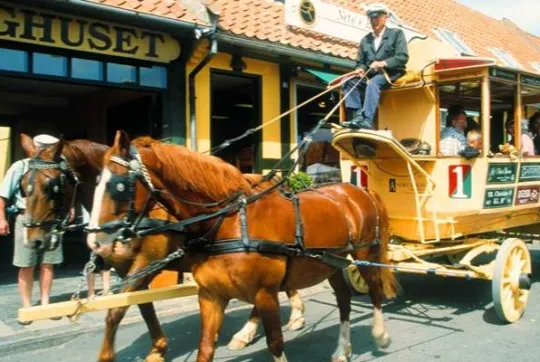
xmin=492 ymin=238 xmax=532 ymax=323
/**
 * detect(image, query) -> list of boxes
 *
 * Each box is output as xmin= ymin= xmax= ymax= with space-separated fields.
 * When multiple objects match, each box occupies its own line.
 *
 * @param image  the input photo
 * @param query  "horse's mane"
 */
xmin=133 ymin=137 xmax=254 ymax=201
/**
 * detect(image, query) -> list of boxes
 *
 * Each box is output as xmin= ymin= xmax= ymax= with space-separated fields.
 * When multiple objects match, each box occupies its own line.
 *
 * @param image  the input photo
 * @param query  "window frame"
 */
xmin=434 ymin=28 xmax=476 ymax=56
xmin=489 ymin=47 xmax=523 ymax=70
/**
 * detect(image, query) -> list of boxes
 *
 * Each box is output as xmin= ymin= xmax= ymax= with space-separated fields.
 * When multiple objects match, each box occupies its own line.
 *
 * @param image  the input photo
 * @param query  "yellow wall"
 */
xmin=186 ymin=42 xmax=282 ymax=163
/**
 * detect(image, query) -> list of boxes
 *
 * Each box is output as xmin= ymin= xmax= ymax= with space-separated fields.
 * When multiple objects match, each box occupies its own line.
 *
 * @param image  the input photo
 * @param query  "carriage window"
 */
xmin=521 ymin=80 xmax=540 ymax=157
xmin=490 ymin=80 xmax=516 ymax=154
xmin=437 ymin=80 xmax=482 ymax=156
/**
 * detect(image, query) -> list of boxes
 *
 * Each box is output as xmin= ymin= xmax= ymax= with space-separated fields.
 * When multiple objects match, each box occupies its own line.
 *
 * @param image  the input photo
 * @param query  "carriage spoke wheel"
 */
xmin=343 ymin=263 xmax=369 ymax=295
xmin=492 ymin=238 xmax=532 ymax=323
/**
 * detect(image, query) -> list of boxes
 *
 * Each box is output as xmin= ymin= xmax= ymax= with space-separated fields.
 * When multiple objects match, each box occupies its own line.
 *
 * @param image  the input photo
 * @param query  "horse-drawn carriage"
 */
xmin=15 ymin=37 xmax=538 ymax=361
xmin=332 ymin=39 xmax=539 ymax=323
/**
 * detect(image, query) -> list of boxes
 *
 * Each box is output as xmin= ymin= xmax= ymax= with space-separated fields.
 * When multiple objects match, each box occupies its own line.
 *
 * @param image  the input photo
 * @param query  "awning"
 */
xmin=304 ymin=68 xmax=341 ymax=84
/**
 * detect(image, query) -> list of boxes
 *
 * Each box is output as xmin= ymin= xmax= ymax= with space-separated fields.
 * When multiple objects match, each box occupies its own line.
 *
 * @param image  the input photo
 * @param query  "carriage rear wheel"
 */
xmin=492 ymin=238 xmax=532 ymax=323
xmin=343 ymin=261 xmax=369 ymax=295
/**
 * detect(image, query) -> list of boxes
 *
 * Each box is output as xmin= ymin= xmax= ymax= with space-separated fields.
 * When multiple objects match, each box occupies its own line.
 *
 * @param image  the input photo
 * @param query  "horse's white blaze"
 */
xmin=332 ymin=321 xmax=351 ymax=360
xmin=87 ymin=169 xmax=111 ymax=248
xmin=273 ymin=353 xmax=288 ymax=362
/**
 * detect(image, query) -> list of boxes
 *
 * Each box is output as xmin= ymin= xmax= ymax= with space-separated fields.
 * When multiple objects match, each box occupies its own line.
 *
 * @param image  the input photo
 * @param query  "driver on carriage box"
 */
xmin=0 ymin=134 xmax=64 ymax=325
xmin=341 ymin=3 xmax=409 ymax=130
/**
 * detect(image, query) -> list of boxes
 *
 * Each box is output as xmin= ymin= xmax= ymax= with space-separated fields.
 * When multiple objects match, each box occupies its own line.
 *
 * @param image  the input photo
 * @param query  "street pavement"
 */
xmin=1 ymin=246 xmax=539 ymax=362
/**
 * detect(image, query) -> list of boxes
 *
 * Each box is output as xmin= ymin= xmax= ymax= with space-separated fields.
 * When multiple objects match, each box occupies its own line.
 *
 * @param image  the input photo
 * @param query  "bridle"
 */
xmin=23 ymin=152 xmax=83 ymax=246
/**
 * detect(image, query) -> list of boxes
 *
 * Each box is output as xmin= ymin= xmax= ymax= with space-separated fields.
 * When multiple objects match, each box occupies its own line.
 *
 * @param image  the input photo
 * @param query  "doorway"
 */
xmin=210 ymin=71 xmax=261 ymax=173
xmin=106 ymin=95 xmax=160 ymax=145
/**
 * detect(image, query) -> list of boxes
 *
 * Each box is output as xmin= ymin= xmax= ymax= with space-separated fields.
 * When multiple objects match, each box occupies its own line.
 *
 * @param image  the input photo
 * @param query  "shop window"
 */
xmin=0 ymin=48 xmax=29 ymax=72
xmin=33 ymin=53 xmax=68 ymax=77
xmin=437 ymin=81 xmax=482 ymax=156
xmin=106 ymin=63 xmax=137 ymax=84
xmin=489 ymin=80 xmax=516 ymax=154
xmin=71 ymin=58 xmax=104 ymax=81
xmin=521 ymin=83 xmax=540 ymax=156
xmin=140 ymin=66 xmax=167 ymax=88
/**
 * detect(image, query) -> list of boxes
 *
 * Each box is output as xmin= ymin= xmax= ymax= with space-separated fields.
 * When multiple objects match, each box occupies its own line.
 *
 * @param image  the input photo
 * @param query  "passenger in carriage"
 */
xmin=439 ymin=109 xmax=467 ymax=155
xmin=506 ymin=119 xmax=536 ymax=156
xmin=529 ymin=112 xmax=540 ymax=155
xmin=466 ymin=129 xmax=483 ymax=151
xmin=341 ymin=3 xmax=409 ymax=131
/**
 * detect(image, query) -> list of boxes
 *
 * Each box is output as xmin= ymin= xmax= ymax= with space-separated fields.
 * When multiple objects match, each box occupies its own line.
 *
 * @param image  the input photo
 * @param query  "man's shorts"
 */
xmin=12 ymin=214 xmax=64 ymax=268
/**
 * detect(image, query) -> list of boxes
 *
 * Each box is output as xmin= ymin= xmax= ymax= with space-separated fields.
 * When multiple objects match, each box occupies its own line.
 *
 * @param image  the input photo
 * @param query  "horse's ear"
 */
xmin=53 ymin=135 xmax=65 ymax=160
xmin=20 ymin=134 xmax=37 ymax=157
xmin=113 ymin=130 xmax=130 ymax=157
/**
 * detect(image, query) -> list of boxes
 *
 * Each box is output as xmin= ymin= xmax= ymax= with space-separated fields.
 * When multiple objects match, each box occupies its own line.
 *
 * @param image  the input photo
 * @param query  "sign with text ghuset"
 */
xmin=449 ymin=165 xmax=471 ymax=199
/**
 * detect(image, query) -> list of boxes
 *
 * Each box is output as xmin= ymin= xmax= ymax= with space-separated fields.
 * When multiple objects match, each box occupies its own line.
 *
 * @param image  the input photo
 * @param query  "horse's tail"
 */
xmin=369 ymin=190 xmax=400 ymax=299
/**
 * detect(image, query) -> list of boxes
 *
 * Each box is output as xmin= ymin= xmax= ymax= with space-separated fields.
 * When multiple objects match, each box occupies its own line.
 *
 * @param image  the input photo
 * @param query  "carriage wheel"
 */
xmin=343 ymin=263 xmax=369 ymax=295
xmin=492 ymin=238 xmax=532 ymax=323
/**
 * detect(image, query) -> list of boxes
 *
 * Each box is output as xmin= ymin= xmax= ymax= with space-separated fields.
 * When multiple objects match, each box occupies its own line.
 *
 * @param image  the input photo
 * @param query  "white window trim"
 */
xmin=433 ymin=28 xmax=475 ymax=56
xmin=488 ymin=47 xmax=523 ymax=69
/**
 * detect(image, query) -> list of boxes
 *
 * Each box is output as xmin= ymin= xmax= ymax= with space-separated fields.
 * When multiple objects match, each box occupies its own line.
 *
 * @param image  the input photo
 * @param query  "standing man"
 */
xmin=342 ymin=4 xmax=409 ymax=131
xmin=0 ymin=134 xmax=63 ymax=325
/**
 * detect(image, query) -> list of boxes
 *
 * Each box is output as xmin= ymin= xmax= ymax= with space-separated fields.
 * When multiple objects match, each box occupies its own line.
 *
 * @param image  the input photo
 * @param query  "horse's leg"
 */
xmin=285 ymin=289 xmax=305 ymax=331
xmin=328 ymin=271 xmax=352 ymax=362
xmin=255 ymin=288 xmax=287 ymax=362
xmin=97 ymin=261 xmax=166 ymax=362
xmin=227 ymin=306 xmax=260 ymax=350
xmin=138 ymin=300 xmax=168 ymax=362
xmin=357 ymin=264 xmax=391 ymax=349
xmin=197 ymin=290 xmax=228 ymax=362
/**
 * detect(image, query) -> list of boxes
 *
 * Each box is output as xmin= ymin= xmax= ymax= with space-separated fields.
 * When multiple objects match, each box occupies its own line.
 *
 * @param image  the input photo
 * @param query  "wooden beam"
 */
xmin=18 ymin=284 xmax=199 ymax=323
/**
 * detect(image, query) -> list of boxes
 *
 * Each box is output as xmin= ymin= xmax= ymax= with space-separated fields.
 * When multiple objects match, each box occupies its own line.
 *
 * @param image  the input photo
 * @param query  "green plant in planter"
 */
xmin=286 ymin=172 xmax=313 ymax=192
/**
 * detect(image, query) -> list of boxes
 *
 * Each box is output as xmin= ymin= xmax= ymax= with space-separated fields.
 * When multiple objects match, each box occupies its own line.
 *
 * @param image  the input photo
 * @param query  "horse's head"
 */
xmin=20 ymin=134 xmax=80 ymax=250
xmin=87 ymin=131 xmax=161 ymax=254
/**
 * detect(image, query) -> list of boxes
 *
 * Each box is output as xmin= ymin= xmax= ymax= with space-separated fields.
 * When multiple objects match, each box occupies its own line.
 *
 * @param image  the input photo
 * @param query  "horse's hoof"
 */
xmin=286 ymin=317 xmax=305 ymax=331
xmin=331 ymin=343 xmax=352 ymax=362
xmin=145 ymin=352 xmax=165 ymax=362
xmin=228 ymin=338 xmax=248 ymax=350
xmin=373 ymin=331 xmax=391 ymax=350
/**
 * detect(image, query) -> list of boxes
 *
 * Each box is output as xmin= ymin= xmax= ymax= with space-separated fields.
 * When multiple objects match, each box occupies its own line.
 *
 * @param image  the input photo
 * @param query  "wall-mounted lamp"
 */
xmin=231 ymin=54 xmax=246 ymax=72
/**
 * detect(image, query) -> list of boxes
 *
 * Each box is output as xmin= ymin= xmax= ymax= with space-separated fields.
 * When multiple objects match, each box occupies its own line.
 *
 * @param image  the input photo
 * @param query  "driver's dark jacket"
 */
xmin=356 ymin=27 xmax=409 ymax=81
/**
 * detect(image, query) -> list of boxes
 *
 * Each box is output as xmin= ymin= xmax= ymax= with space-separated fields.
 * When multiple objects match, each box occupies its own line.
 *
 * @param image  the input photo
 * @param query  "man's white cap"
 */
xmin=366 ymin=3 xmax=390 ymax=18
xmin=33 ymin=134 xmax=59 ymax=148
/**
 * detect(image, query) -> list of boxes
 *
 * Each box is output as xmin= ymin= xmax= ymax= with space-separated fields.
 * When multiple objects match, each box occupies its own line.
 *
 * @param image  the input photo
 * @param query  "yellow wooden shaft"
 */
xmin=18 ymin=284 xmax=199 ymax=323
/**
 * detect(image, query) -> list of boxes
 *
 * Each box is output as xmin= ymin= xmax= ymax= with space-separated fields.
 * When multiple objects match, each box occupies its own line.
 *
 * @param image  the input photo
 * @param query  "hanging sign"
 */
xmin=483 ymin=188 xmax=514 ymax=209
xmin=487 ymin=163 xmax=517 ymax=184
xmin=0 ymin=3 xmax=181 ymax=63
xmin=515 ymin=185 xmax=539 ymax=206
xmin=519 ymin=163 xmax=540 ymax=182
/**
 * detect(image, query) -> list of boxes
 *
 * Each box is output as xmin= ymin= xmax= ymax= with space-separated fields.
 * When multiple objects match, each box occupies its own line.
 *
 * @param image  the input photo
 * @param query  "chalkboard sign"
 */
xmin=484 ymin=188 xmax=514 ymax=209
xmin=487 ymin=163 xmax=517 ymax=184
xmin=519 ymin=163 xmax=540 ymax=182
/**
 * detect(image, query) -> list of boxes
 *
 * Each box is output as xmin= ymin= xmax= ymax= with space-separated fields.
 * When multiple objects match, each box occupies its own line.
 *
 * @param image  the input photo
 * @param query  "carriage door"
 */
xmin=210 ymin=71 xmax=262 ymax=173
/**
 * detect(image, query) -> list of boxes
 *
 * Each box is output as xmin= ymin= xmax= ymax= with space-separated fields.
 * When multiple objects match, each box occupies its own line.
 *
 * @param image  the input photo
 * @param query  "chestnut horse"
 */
xmin=88 ymin=131 xmax=397 ymax=362
xmin=18 ymin=134 xmax=305 ymax=361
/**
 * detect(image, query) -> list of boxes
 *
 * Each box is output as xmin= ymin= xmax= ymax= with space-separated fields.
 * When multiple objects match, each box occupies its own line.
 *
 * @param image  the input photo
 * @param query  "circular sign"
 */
xmin=299 ymin=0 xmax=317 ymax=26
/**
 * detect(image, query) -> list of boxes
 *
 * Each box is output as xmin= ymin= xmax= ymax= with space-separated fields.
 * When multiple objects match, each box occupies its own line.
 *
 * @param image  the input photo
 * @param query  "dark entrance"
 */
xmin=210 ymin=71 xmax=261 ymax=173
